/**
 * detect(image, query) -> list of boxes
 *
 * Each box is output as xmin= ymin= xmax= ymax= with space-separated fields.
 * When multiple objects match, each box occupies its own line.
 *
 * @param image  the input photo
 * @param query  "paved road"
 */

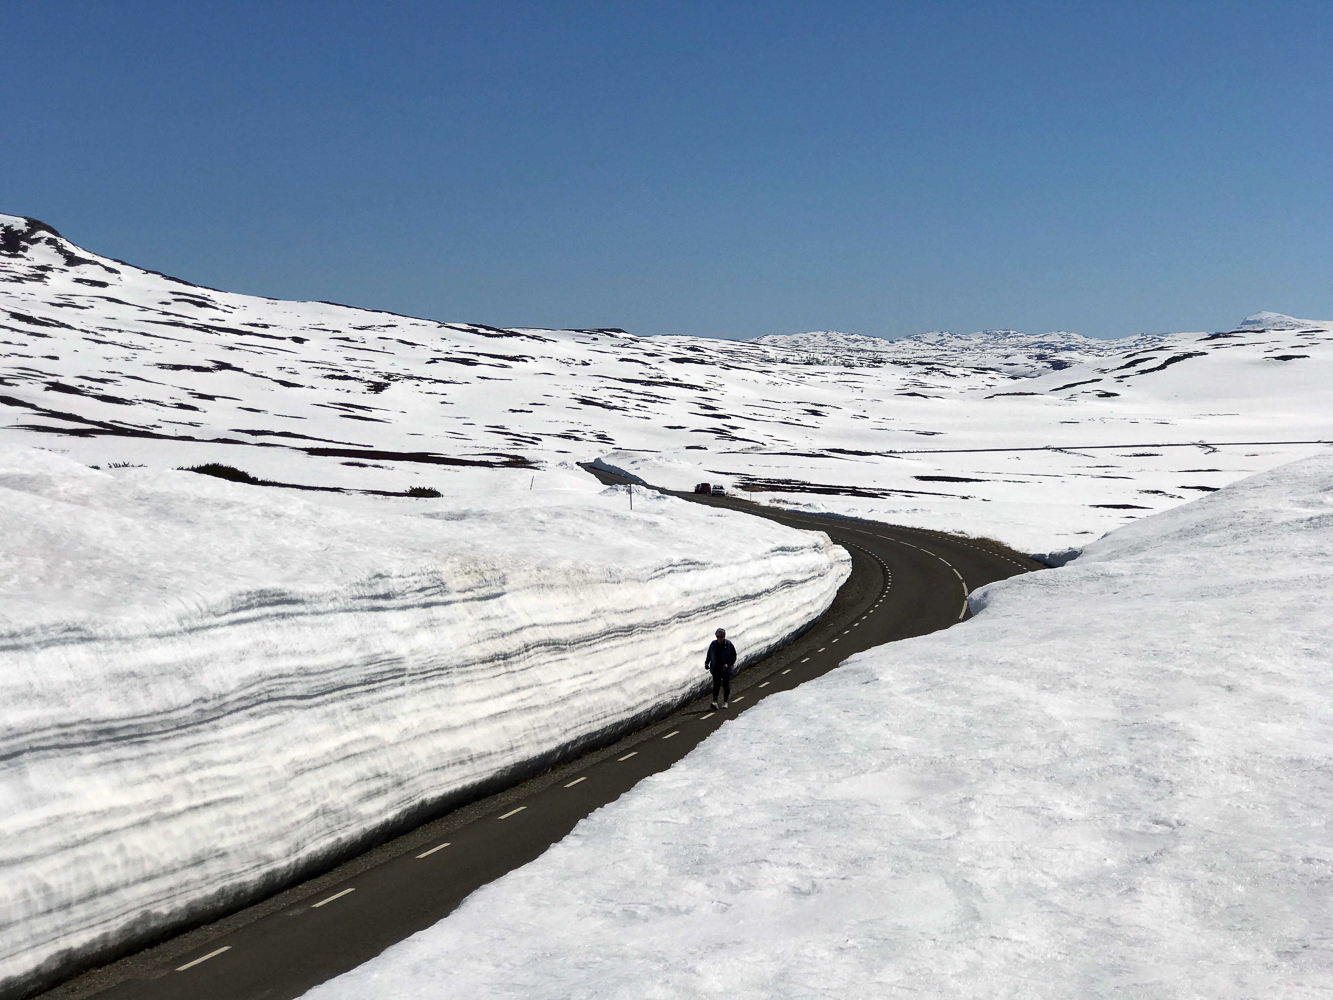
xmin=41 ymin=480 xmax=1041 ymax=1000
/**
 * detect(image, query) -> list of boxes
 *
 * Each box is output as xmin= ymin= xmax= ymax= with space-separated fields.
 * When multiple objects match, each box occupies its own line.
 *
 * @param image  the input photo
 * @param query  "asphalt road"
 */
xmin=40 ymin=479 xmax=1041 ymax=1000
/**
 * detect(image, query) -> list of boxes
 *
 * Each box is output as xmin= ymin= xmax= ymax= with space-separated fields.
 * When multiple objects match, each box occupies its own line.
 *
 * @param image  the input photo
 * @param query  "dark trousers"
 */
xmin=710 ymin=669 xmax=731 ymax=703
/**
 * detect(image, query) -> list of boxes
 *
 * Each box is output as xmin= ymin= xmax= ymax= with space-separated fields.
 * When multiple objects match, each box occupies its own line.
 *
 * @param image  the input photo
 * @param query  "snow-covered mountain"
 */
xmin=750 ymin=327 xmax=1167 ymax=376
xmin=3 ymin=212 xmax=1330 ymax=553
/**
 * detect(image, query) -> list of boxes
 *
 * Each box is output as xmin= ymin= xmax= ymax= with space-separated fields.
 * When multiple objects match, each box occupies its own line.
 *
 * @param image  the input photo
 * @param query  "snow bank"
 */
xmin=0 ymin=446 xmax=849 ymax=997
xmin=309 ymin=455 xmax=1333 ymax=998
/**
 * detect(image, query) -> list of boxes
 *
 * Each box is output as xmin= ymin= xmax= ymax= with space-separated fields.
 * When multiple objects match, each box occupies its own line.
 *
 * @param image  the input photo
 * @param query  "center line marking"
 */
xmin=663 ymin=730 xmax=680 ymax=739
xmin=312 ymin=888 xmax=355 ymax=908
xmin=759 ymin=681 xmax=770 ymax=688
xmin=782 ymin=668 xmax=792 ymax=674
xmin=733 ymin=695 xmax=745 ymax=702
xmin=800 ymin=657 xmax=809 ymax=662
xmin=176 ymin=946 xmax=230 ymax=972
xmin=498 ymin=806 xmax=526 ymax=820
xmin=701 ymin=712 xmax=715 ymax=719
xmin=564 ymin=776 xmax=586 ymax=787
xmin=416 ymin=842 xmax=451 ymax=859
xmin=817 ymin=647 xmax=826 ymax=652
xmin=831 ymin=638 xmax=840 ymax=643
xmin=618 ymin=751 xmax=638 ymax=761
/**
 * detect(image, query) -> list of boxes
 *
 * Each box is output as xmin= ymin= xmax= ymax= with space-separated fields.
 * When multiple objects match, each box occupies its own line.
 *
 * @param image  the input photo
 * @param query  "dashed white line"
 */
xmin=663 ymin=730 xmax=680 ymax=740
xmin=701 ymin=712 xmax=715 ymax=719
xmin=831 ymin=638 xmax=840 ymax=643
xmin=312 ymin=887 xmax=355 ymax=908
xmin=498 ymin=806 xmax=527 ymax=820
xmin=952 ymin=568 xmax=963 ymax=580
xmin=733 ymin=695 xmax=745 ymax=702
xmin=177 ymin=946 xmax=230 ymax=972
xmin=416 ymin=842 xmax=451 ymax=859
xmin=618 ymin=752 xmax=638 ymax=761
xmin=782 ymin=668 xmax=792 ymax=674
xmin=564 ymin=776 xmax=587 ymax=788
xmin=800 ymin=657 xmax=809 ymax=663
xmin=759 ymin=681 xmax=770 ymax=688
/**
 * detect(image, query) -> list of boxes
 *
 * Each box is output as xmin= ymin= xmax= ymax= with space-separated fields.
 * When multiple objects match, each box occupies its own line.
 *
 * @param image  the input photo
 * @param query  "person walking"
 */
xmin=705 ymin=627 xmax=737 ymax=710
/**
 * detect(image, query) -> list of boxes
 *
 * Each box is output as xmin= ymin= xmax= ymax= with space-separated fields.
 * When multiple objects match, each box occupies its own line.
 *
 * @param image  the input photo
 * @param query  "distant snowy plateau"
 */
xmin=2 ymin=211 xmax=1331 ymax=997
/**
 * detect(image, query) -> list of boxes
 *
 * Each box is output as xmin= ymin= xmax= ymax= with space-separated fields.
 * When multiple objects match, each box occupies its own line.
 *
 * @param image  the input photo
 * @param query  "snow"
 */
xmin=3 ymin=213 xmax=1331 ymax=557
xmin=307 ymin=455 xmax=1333 ymax=999
xmin=4 ymin=213 xmax=1332 ymax=993
xmin=0 ymin=445 xmax=848 ymax=996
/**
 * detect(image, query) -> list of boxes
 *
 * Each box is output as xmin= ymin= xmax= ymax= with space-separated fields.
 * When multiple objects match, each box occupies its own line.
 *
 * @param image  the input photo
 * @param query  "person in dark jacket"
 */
xmin=705 ymin=627 xmax=737 ymax=710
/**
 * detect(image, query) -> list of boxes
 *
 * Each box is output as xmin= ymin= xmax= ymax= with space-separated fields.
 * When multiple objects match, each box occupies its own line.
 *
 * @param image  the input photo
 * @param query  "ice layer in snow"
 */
xmin=308 ymin=455 xmax=1333 ymax=999
xmin=0 ymin=446 xmax=849 ymax=996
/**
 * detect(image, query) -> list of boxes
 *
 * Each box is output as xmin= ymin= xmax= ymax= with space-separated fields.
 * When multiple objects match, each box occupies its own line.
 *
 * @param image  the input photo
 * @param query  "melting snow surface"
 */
xmin=3 ymin=213 xmax=1331 ymax=555
xmin=308 ymin=456 xmax=1333 ymax=999
xmin=0 ymin=446 xmax=848 ymax=995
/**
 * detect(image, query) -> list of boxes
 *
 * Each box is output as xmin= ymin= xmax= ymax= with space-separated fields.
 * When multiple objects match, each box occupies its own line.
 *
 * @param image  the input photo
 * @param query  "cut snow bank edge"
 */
xmin=0 ymin=447 xmax=850 ymax=998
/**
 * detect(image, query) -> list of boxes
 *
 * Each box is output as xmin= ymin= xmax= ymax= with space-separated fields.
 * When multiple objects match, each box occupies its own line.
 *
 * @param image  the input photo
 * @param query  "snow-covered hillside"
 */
xmin=4 ymin=213 xmax=1329 ymax=553
xmin=308 ymin=455 xmax=1333 ymax=999
xmin=0 ymin=446 xmax=848 ymax=997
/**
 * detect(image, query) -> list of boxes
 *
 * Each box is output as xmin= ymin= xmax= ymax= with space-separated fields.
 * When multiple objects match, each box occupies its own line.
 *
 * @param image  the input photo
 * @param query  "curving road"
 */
xmin=41 ymin=476 xmax=1041 ymax=1000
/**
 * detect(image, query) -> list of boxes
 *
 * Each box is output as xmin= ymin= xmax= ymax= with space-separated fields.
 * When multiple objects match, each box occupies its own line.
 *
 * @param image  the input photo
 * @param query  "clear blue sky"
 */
xmin=4 ymin=1 xmax=1331 ymax=339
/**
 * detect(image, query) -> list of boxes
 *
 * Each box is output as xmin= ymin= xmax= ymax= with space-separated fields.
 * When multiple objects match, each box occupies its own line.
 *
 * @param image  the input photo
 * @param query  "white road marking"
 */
xmin=800 ymin=657 xmax=809 ymax=663
xmin=817 ymin=646 xmax=826 ymax=652
xmin=663 ymin=730 xmax=680 ymax=739
xmin=312 ymin=888 xmax=355 ymax=908
xmin=498 ymin=806 xmax=527 ymax=820
xmin=416 ymin=842 xmax=451 ymax=858
xmin=958 ymin=602 xmax=968 ymax=620
xmin=782 ymin=668 xmax=792 ymax=674
xmin=176 ymin=946 xmax=231 ymax=972
xmin=733 ymin=695 xmax=745 ymax=702
xmin=952 ymin=568 xmax=963 ymax=580
xmin=831 ymin=638 xmax=839 ymax=643
xmin=701 ymin=712 xmax=715 ymax=719
xmin=759 ymin=681 xmax=770 ymax=688
xmin=843 ymin=629 xmax=850 ymax=634
xmin=564 ymin=776 xmax=587 ymax=788
xmin=618 ymin=752 xmax=638 ymax=761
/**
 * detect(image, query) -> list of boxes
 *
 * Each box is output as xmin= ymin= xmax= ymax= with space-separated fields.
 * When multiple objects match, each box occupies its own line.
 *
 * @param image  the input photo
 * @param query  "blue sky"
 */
xmin=4 ymin=1 xmax=1331 ymax=339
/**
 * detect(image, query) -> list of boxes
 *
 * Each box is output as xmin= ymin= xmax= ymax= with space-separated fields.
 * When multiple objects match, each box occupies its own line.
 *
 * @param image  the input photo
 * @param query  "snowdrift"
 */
xmin=309 ymin=455 xmax=1333 ymax=998
xmin=0 ymin=446 xmax=849 ymax=997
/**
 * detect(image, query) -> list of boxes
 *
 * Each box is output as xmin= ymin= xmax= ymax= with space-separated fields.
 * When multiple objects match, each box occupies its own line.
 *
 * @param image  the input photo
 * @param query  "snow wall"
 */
xmin=0 ymin=447 xmax=850 ymax=998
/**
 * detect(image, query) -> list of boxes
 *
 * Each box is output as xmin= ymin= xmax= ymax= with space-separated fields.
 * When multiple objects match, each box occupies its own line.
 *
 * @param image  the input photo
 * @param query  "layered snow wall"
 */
xmin=0 ymin=447 xmax=850 ymax=997
xmin=310 ymin=455 xmax=1333 ymax=998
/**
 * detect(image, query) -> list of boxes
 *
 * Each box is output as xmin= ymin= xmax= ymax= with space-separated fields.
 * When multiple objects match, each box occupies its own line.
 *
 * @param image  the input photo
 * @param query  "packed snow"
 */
xmin=308 ymin=455 xmax=1333 ymax=999
xmin=3 ymin=213 xmax=1330 ymax=555
xmin=0 ymin=446 xmax=848 ymax=997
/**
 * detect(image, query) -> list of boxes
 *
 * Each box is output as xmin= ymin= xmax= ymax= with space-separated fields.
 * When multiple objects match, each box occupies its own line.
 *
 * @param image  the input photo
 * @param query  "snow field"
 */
xmin=308 ymin=455 xmax=1333 ymax=999
xmin=0 ymin=446 xmax=850 ymax=997
xmin=5 ymin=214 xmax=1331 ymax=557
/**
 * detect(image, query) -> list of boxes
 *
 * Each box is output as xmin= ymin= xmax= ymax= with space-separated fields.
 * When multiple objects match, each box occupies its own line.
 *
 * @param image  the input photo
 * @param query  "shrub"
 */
xmin=405 ymin=486 xmax=442 ymax=498
xmin=181 ymin=464 xmax=261 ymax=484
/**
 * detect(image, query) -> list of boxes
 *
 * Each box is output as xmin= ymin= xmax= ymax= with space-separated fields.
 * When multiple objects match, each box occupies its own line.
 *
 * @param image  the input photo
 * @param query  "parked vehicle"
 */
xmin=710 ymin=484 xmax=727 ymax=495
xmin=694 ymin=482 xmax=712 ymax=494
